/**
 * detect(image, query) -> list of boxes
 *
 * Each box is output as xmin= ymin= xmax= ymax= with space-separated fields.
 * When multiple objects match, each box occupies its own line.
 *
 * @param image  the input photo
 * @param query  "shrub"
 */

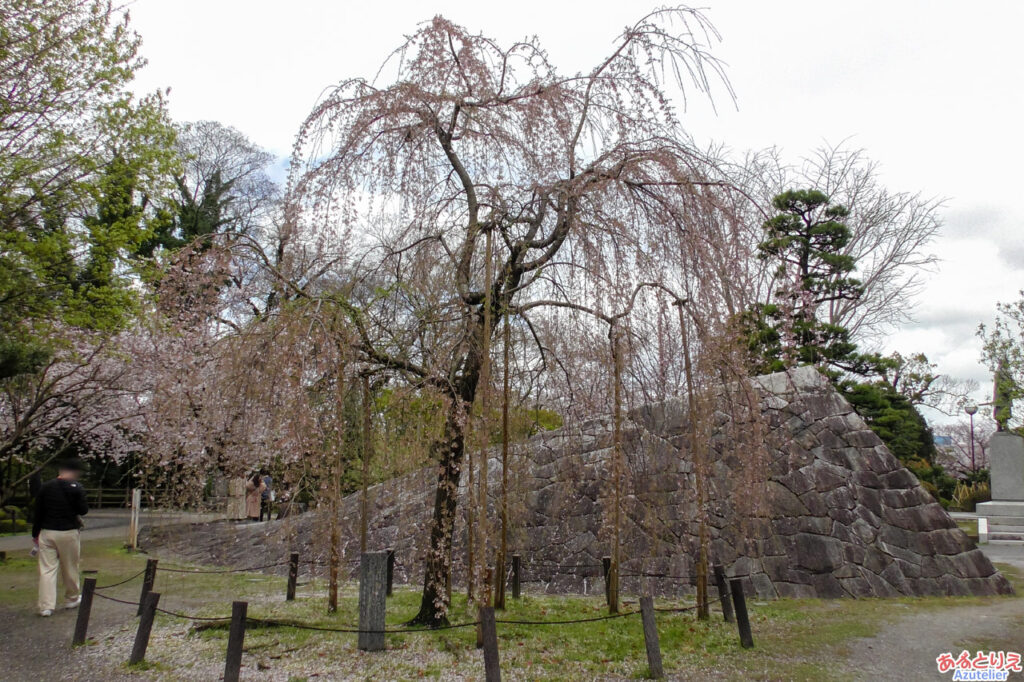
xmin=950 ymin=481 xmax=991 ymax=512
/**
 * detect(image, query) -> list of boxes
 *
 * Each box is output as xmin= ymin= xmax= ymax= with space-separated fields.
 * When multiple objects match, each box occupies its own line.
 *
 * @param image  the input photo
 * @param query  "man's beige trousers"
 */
xmin=37 ymin=528 xmax=81 ymax=611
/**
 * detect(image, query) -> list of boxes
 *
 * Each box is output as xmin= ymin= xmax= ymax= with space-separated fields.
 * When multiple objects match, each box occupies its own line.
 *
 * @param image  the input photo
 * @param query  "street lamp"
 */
xmin=965 ymin=402 xmax=978 ymax=473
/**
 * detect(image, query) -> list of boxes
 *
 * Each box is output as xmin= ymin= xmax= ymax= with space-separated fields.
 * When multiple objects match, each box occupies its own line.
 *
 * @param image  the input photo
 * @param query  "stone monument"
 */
xmin=977 ymin=364 xmax=1024 ymax=526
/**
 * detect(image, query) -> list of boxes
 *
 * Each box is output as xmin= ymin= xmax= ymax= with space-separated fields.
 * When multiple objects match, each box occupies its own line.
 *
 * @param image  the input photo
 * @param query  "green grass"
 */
xmin=1 ymin=542 xmax=1021 ymax=680
xmin=956 ymin=518 xmax=979 ymax=536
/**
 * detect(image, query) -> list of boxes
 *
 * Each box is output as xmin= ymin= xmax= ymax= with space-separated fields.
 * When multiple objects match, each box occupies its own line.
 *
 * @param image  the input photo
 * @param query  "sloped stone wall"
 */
xmin=146 ymin=366 xmax=1013 ymax=599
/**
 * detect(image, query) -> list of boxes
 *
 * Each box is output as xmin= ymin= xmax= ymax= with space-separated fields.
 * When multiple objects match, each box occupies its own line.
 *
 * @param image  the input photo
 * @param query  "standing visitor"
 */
xmin=259 ymin=468 xmax=273 ymax=522
xmin=32 ymin=459 xmax=89 ymax=616
xmin=245 ymin=472 xmax=266 ymax=522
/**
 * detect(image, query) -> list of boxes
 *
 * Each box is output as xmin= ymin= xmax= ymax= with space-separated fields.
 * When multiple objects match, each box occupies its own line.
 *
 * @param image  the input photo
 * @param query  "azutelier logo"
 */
xmin=936 ymin=651 xmax=1022 ymax=681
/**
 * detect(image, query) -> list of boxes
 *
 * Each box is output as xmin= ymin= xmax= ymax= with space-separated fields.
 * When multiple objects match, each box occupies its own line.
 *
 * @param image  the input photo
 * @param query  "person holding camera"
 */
xmin=31 ymin=458 xmax=89 ymax=616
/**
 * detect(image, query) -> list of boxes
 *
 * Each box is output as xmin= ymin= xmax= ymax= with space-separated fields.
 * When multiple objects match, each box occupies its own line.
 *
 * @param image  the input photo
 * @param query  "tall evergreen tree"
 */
xmin=746 ymin=189 xmax=867 ymax=376
xmin=745 ymin=189 xmax=954 ymax=500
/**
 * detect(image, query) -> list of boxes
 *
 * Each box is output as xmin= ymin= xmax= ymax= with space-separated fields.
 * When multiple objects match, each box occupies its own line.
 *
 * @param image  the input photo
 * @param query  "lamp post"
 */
xmin=965 ymin=402 xmax=978 ymax=473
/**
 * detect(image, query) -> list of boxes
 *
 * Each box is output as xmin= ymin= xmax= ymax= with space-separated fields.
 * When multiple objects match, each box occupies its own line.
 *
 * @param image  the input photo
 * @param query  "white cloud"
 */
xmin=127 ymin=0 xmax=1024 ymax=421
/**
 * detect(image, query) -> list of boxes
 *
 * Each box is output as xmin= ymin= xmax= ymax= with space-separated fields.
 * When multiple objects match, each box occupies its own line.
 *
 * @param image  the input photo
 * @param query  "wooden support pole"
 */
xmin=602 ymin=557 xmax=612 ymax=607
xmin=223 ymin=601 xmax=248 ymax=682
xmin=639 ymin=596 xmax=664 ymax=679
xmin=0 ymin=550 xmax=6 ymax=563
xmin=127 ymin=489 xmax=141 ymax=551
xmin=328 ymin=517 xmax=339 ymax=613
xmin=129 ymin=591 xmax=160 ymax=665
xmin=358 ymin=552 xmax=387 ymax=651
xmin=696 ymin=546 xmax=709 ymax=620
xmin=477 ymin=566 xmax=495 ymax=648
xmin=713 ymin=564 xmax=734 ymax=623
xmin=137 ymin=558 xmax=158 ymax=616
xmin=479 ymin=605 xmax=501 ymax=682
xmin=729 ymin=579 xmax=754 ymax=648
xmin=286 ymin=552 xmax=299 ymax=601
xmin=511 ymin=555 xmax=521 ymax=600
xmin=72 ymin=577 xmax=97 ymax=646
xmin=386 ymin=548 xmax=395 ymax=597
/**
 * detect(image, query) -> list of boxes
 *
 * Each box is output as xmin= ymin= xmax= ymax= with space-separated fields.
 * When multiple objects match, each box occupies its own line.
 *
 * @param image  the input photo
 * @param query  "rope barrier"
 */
xmin=95 ymin=568 xmax=147 ymax=590
xmin=92 ymin=591 xmax=141 ymax=607
xmin=243 ymin=617 xmax=481 ymax=634
xmin=91 ymin=587 xmax=695 ymax=632
xmin=653 ymin=604 xmax=702 ymax=613
xmin=495 ymin=610 xmax=640 ymax=625
xmin=156 ymin=607 xmax=232 ymax=622
xmin=157 ymin=560 xmax=289 ymax=574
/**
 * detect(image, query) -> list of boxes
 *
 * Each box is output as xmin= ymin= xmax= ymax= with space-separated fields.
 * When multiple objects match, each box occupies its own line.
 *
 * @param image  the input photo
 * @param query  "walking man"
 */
xmin=32 ymin=458 xmax=88 ymax=616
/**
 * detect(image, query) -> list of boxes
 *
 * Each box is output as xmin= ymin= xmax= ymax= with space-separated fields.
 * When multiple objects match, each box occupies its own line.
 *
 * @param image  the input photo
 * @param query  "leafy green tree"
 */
xmin=0 ymin=0 xmax=176 ymax=377
xmin=977 ymin=292 xmax=1024 ymax=431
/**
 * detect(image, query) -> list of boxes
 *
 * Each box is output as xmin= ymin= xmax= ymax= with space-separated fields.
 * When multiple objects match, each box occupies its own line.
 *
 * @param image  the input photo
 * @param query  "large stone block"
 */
xmin=988 ymin=432 xmax=1024 ymax=501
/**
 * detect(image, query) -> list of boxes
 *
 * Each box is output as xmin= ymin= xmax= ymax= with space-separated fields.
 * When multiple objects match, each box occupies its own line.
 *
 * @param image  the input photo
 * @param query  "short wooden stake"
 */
xmin=137 ymin=558 xmax=158 ymax=616
xmin=639 ymin=596 xmax=664 ymax=679
xmin=386 ymin=548 xmax=395 ymax=597
xmin=729 ymin=579 xmax=754 ymax=648
xmin=602 ymin=556 xmax=612 ymax=606
xmin=0 ymin=550 xmax=7 ymax=563
xmin=223 ymin=600 xmax=248 ymax=682
xmin=129 ymin=591 xmax=160 ymax=665
xmin=479 ymin=605 xmax=501 ymax=682
xmin=713 ymin=564 xmax=734 ymax=623
xmin=511 ymin=555 xmax=521 ymax=599
xmin=72 ymin=577 xmax=97 ymax=646
xmin=358 ymin=551 xmax=387 ymax=651
xmin=286 ymin=552 xmax=299 ymax=601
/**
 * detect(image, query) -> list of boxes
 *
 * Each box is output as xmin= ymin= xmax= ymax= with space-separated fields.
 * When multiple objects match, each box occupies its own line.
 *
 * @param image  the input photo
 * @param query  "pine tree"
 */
xmin=746 ymin=189 xmax=867 ymax=376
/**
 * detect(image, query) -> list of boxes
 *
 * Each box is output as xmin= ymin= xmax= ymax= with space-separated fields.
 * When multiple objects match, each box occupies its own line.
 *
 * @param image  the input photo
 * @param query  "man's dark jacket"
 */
xmin=32 ymin=478 xmax=88 ymax=538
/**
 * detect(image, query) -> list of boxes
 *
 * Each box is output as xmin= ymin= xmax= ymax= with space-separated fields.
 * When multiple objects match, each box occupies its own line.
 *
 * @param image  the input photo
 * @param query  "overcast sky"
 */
xmin=128 ymin=0 xmax=1023 ymax=422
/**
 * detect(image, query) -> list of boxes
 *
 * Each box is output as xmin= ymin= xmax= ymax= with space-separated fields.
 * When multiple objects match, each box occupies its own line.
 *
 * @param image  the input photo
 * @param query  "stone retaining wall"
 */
xmin=145 ymin=366 xmax=1013 ymax=599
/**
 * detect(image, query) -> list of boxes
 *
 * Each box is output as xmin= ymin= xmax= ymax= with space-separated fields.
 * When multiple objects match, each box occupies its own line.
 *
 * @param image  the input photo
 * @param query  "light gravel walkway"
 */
xmin=841 ymin=541 xmax=1024 ymax=681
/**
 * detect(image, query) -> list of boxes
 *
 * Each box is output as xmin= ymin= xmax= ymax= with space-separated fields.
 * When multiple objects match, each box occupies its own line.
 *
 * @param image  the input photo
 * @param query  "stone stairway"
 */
xmin=989 ymin=523 xmax=1024 ymax=543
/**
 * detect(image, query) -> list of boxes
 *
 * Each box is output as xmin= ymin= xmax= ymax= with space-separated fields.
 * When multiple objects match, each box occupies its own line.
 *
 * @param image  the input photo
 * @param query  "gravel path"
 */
xmin=841 ymin=596 xmax=1024 ymax=680
xmin=0 ymin=587 xmax=138 ymax=682
xmin=841 ymin=542 xmax=1024 ymax=681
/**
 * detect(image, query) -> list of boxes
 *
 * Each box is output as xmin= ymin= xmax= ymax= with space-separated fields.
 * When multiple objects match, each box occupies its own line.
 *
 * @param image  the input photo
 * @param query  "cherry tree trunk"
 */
xmin=409 ymin=405 xmax=469 ymax=626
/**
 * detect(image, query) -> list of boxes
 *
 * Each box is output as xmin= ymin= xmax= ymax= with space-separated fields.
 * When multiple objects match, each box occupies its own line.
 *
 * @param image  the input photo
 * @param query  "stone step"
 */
xmin=979 ymin=516 xmax=1024 ymax=527
xmin=990 ymin=531 xmax=1024 ymax=540
xmin=983 ymin=518 xmax=1024 ymax=528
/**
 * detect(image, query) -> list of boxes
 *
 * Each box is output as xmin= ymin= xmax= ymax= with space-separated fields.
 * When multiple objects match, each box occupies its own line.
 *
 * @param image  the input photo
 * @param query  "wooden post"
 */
xmin=137 ymin=558 xmax=158 ymax=616
xmin=128 ymin=488 xmax=141 ymax=551
xmin=360 ymin=374 xmax=373 ymax=554
xmin=358 ymin=551 xmax=387 ymax=651
xmin=129 ymin=591 xmax=160 ymax=665
xmin=479 ymin=605 xmax=501 ymax=682
xmin=511 ymin=555 xmax=521 ymax=600
xmin=639 ymin=596 xmax=664 ymax=679
xmin=386 ymin=548 xmax=395 ymax=597
xmin=72 ymin=577 xmax=97 ymax=646
xmin=223 ymin=601 xmax=248 ymax=682
xmin=713 ymin=564 xmax=734 ymax=623
xmin=0 ymin=550 xmax=6 ymax=563
xmin=328 ymin=518 xmax=339 ymax=613
xmin=286 ymin=552 xmax=299 ymax=601
xmin=729 ymin=579 xmax=754 ymax=648
xmin=602 ymin=557 xmax=612 ymax=607
xmin=696 ymin=546 xmax=709 ymax=620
